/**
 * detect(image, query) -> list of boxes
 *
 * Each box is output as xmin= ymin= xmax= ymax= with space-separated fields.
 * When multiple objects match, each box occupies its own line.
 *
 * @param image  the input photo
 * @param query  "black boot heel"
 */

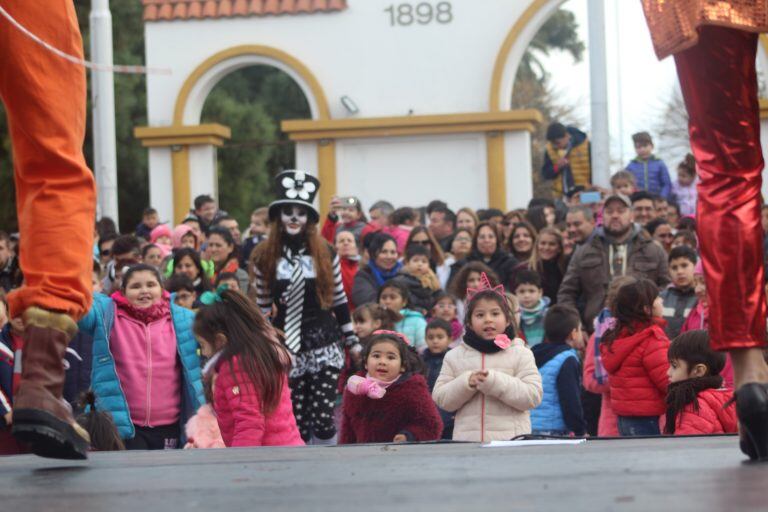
xmin=735 ymin=383 xmax=768 ymax=461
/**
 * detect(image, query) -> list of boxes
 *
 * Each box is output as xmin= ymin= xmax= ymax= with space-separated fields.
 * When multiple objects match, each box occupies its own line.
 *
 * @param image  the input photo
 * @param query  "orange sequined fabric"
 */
xmin=642 ymin=0 xmax=768 ymax=59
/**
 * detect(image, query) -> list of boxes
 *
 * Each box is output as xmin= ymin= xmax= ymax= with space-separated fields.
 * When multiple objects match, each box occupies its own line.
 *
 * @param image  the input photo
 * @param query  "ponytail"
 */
xmin=194 ymin=290 xmax=289 ymax=414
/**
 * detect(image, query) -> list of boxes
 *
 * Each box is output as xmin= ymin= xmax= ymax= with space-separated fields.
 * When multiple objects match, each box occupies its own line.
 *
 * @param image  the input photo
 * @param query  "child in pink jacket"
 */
xmin=194 ymin=289 xmax=303 ymax=447
xmin=582 ymin=276 xmax=635 ymax=437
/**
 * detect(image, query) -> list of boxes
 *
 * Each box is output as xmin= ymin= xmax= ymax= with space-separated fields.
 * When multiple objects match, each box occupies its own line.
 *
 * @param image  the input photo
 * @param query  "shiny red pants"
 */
xmin=674 ymin=26 xmax=766 ymax=350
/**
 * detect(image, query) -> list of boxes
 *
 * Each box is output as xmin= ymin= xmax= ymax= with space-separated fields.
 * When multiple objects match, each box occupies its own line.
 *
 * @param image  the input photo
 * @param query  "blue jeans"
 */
xmin=617 ymin=416 xmax=660 ymax=437
xmin=531 ymin=429 xmax=569 ymax=436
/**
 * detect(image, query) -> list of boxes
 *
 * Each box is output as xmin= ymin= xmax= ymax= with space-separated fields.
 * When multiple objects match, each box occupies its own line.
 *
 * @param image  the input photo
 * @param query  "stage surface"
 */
xmin=1 ymin=436 xmax=765 ymax=511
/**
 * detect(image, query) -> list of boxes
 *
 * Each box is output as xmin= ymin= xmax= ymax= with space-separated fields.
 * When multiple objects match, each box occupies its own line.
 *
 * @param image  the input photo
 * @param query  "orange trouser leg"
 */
xmin=0 ymin=1 xmax=96 ymax=321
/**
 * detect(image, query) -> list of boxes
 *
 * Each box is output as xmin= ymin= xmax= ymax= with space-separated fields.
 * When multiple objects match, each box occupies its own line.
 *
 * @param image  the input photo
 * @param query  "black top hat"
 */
xmin=268 ymin=170 xmax=321 ymax=223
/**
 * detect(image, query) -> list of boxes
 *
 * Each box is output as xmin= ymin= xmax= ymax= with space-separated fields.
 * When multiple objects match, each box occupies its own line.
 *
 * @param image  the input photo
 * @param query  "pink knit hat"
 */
xmin=150 ymin=224 xmax=172 ymax=244
xmin=172 ymin=224 xmax=196 ymax=249
xmin=694 ymin=259 xmax=704 ymax=276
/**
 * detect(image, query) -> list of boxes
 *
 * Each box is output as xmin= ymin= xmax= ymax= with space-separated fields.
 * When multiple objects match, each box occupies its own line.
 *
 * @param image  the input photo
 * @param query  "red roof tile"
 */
xmin=142 ymin=0 xmax=347 ymax=21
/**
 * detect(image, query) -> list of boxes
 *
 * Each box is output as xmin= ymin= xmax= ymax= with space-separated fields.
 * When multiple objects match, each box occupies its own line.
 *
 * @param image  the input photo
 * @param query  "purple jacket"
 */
xmin=626 ymin=157 xmax=672 ymax=199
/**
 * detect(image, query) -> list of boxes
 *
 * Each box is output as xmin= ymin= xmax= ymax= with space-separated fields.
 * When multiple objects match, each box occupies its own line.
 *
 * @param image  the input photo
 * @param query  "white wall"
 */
xmin=148 ymin=147 xmax=173 ymax=223
xmin=142 ymin=0 xmax=553 ymax=215
xmin=335 ymin=133 xmax=487 ymax=211
xmin=144 ymin=0 xmax=542 ymax=124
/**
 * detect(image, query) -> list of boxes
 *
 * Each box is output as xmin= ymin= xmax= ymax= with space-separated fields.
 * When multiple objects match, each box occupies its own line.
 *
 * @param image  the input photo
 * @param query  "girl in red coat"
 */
xmin=340 ymin=331 xmax=442 ymax=444
xmin=664 ymin=330 xmax=737 ymax=436
xmin=600 ymin=278 xmax=670 ymax=436
xmin=194 ymin=289 xmax=303 ymax=447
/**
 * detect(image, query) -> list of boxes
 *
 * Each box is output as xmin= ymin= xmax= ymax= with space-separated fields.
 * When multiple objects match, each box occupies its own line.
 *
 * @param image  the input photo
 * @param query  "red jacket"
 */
xmin=672 ymin=388 xmax=737 ymax=435
xmin=340 ymin=372 xmax=442 ymax=444
xmin=213 ymin=356 xmax=304 ymax=447
xmin=600 ymin=321 xmax=670 ymax=417
xmin=340 ymin=257 xmax=359 ymax=309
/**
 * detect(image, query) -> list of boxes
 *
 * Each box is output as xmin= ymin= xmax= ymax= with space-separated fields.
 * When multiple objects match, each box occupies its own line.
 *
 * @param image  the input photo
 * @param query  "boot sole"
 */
xmin=736 ymin=383 xmax=768 ymax=462
xmin=12 ymin=409 xmax=89 ymax=460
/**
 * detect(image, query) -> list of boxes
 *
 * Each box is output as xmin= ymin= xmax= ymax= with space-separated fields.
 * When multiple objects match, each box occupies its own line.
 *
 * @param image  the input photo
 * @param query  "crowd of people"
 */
xmin=0 ymin=130 xmax=745 ymax=454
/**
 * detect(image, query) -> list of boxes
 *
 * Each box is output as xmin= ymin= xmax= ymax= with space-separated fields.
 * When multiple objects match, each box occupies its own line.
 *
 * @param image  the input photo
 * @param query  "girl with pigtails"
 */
xmin=250 ymin=171 xmax=361 ymax=445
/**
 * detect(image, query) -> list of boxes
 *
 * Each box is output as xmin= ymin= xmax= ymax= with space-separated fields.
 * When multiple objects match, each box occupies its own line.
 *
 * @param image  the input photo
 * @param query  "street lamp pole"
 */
xmin=90 ymin=0 xmax=119 ymax=225
xmin=588 ymin=0 xmax=611 ymax=188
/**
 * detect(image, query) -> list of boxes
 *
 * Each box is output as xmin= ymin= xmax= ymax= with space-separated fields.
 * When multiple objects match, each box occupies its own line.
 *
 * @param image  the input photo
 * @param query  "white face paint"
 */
xmin=281 ymin=206 xmax=308 ymax=236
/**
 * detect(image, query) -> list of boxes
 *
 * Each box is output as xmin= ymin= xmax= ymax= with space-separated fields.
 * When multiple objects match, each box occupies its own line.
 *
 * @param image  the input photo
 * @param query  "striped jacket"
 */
xmin=252 ymin=244 xmax=358 ymax=355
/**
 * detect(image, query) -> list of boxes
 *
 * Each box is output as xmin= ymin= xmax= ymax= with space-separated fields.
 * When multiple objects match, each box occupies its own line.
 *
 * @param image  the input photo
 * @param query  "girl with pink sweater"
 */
xmin=80 ymin=264 xmax=205 ymax=450
xmin=193 ymin=289 xmax=303 ymax=447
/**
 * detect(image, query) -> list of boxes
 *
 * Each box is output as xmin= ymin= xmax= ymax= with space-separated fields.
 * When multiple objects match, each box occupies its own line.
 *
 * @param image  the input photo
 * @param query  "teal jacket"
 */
xmin=395 ymin=308 xmax=428 ymax=351
xmin=78 ymin=293 xmax=205 ymax=440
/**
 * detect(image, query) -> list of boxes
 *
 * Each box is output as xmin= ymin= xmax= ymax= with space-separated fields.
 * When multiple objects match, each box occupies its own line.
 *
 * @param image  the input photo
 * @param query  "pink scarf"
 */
xmin=111 ymin=290 xmax=171 ymax=324
xmin=346 ymin=374 xmax=399 ymax=399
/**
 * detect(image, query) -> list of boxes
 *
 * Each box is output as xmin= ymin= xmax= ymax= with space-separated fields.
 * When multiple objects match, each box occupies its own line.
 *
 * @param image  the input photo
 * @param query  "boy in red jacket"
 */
xmin=664 ymin=330 xmax=737 ymax=435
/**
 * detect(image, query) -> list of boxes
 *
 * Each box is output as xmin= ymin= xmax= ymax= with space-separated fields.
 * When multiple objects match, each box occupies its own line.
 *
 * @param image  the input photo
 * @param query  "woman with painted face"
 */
xmin=250 ymin=171 xmax=360 ymax=445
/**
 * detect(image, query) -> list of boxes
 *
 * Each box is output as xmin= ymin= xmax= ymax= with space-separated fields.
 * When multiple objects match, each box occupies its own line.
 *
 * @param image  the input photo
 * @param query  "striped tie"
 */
xmin=283 ymin=253 xmax=304 ymax=354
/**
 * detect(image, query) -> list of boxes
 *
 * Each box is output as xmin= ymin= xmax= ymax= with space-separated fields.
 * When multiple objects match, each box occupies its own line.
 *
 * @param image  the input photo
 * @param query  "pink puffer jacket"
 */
xmin=213 ymin=355 xmax=303 ymax=447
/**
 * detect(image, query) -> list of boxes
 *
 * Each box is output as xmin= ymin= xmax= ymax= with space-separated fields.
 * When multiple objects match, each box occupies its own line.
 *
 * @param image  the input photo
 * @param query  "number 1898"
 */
xmin=384 ymin=2 xmax=453 ymax=26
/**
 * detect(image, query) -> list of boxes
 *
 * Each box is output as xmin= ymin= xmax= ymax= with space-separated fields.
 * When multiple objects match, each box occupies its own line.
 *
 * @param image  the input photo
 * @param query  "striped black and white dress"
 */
xmin=253 ymin=247 xmax=358 ymax=378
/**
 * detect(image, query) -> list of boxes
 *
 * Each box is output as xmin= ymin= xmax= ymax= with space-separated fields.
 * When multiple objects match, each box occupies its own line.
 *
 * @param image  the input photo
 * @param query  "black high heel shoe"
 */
xmin=735 ymin=382 xmax=768 ymax=461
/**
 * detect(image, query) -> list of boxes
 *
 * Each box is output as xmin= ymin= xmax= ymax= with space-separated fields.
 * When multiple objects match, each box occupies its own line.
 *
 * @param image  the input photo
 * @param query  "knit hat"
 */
xmin=694 ymin=259 xmax=704 ymax=276
xmin=268 ymin=170 xmax=320 ymax=223
xmin=172 ymin=224 xmax=196 ymax=249
xmin=150 ymin=224 xmax=172 ymax=244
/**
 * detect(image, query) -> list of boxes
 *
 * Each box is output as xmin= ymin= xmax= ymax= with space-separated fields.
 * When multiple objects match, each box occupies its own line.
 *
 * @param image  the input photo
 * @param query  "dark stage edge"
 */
xmin=1 ymin=436 xmax=766 ymax=512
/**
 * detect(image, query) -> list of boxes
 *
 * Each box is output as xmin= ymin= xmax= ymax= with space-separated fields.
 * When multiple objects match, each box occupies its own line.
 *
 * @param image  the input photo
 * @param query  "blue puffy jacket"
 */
xmin=78 ymin=293 xmax=205 ymax=440
xmin=625 ymin=157 xmax=672 ymax=199
xmin=530 ymin=343 xmax=585 ymax=435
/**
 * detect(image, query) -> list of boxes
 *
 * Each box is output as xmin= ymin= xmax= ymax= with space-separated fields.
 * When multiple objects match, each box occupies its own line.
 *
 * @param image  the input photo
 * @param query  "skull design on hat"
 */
xmin=268 ymin=170 xmax=321 ymax=224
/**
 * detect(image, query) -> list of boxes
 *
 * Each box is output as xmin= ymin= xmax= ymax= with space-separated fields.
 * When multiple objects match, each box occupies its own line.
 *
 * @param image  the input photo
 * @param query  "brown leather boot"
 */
xmin=11 ymin=307 xmax=90 ymax=459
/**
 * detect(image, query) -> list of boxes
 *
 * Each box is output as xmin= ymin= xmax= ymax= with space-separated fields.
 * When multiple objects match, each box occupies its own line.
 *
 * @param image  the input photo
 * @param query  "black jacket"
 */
xmin=0 ymin=257 xmax=22 ymax=294
xmin=450 ymin=249 xmax=519 ymax=289
xmin=420 ymin=350 xmax=454 ymax=440
xmin=391 ymin=272 xmax=440 ymax=315
xmin=660 ymin=286 xmax=698 ymax=339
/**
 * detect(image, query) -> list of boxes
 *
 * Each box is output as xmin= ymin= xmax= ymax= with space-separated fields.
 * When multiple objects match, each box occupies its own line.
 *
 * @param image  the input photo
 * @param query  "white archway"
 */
xmin=180 ymin=55 xmax=323 ymax=126
xmin=491 ymin=0 xmax=566 ymax=112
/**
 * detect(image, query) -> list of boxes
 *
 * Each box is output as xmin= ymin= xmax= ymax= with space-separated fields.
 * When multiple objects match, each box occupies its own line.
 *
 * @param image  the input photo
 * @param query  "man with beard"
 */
xmin=558 ymin=194 xmax=669 ymax=330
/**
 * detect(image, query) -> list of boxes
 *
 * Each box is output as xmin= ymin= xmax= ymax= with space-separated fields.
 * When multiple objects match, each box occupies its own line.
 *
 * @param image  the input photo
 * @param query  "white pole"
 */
xmin=614 ymin=1 xmax=624 ymax=166
xmin=90 ymin=0 xmax=119 ymax=225
xmin=588 ymin=0 xmax=611 ymax=188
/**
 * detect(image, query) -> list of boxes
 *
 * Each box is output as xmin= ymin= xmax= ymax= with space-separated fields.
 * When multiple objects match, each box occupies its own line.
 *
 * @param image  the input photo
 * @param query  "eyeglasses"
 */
xmin=412 ymin=240 xmax=431 ymax=246
xmin=100 ymin=249 xmax=111 ymax=257
xmin=454 ymin=237 xmax=472 ymax=243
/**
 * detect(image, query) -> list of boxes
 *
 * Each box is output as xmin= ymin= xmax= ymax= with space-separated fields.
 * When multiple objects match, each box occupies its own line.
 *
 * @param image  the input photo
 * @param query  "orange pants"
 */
xmin=0 ymin=1 xmax=96 ymax=321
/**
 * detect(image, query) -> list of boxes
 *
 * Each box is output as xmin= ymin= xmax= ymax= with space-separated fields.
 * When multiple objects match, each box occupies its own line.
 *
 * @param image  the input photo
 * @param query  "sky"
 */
xmin=539 ymin=0 xmax=680 ymax=167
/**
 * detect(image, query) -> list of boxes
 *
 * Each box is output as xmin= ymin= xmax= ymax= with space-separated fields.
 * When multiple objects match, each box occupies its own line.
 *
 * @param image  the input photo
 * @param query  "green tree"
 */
xmin=74 ymin=1 xmax=148 ymax=233
xmin=201 ymin=66 xmax=311 ymax=223
xmin=512 ymin=6 xmax=585 ymax=199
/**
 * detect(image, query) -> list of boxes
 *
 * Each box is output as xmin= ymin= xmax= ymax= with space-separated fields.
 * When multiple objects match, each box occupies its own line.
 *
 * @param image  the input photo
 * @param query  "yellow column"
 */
xmin=171 ymin=147 xmax=191 ymax=225
xmin=486 ymin=132 xmax=507 ymax=211
xmin=317 ymin=140 xmax=337 ymax=219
